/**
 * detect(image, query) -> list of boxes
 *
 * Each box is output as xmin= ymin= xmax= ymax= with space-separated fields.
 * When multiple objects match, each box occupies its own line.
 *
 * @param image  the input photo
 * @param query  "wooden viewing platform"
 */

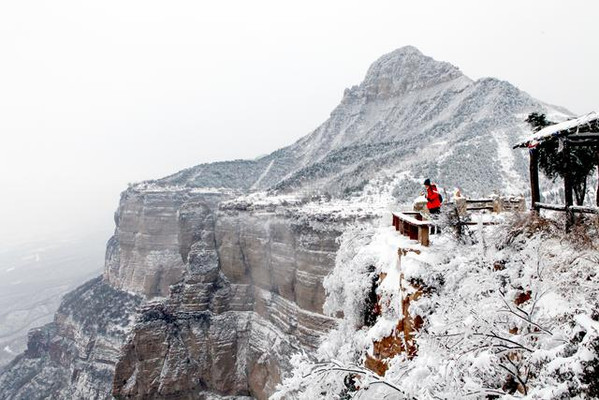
xmin=392 ymin=211 xmax=435 ymax=246
xmin=393 ymin=197 xmax=521 ymax=246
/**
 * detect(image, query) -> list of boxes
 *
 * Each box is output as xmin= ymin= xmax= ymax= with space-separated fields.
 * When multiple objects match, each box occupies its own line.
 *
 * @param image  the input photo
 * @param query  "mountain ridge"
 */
xmin=148 ymin=46 xmax=569 ymax=199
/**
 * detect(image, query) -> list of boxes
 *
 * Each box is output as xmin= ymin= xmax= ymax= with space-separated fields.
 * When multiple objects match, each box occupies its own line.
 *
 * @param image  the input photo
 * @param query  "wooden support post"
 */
xmin=563 ymin=141 xmax=575 ymax=230
xmin=529 ymin=148 xmax=540 ymax=212
xmin=418 ymin=226 xmax=429 ymax=247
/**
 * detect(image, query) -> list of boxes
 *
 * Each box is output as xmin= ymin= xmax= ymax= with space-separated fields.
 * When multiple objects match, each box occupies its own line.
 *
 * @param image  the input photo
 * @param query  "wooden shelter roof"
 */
xmin=513 ymin=111 xmax=599 ymax=149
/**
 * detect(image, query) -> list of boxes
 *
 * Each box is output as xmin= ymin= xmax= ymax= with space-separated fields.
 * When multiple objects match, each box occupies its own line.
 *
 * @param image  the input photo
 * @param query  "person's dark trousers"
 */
xmin=428 ymin=207 xmax=441 ymax=234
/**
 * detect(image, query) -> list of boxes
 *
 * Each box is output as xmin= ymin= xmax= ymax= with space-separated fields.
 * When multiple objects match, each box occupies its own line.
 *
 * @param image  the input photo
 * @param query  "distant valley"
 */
xmin=0 ymin=232 xmax=106 ymax=368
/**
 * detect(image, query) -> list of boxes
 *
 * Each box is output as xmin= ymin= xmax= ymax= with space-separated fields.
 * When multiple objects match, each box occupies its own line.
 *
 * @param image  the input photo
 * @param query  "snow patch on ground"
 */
xmin=250 ymin=159 xmax=275 ymax=190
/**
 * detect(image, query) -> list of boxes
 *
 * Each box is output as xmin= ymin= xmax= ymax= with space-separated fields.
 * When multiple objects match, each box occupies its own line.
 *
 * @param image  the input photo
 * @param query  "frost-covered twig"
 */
xmin=459 ymin=343 xmax=529 ymax=358
xmin=498 ymin=361 xmax=528 ymax=396
xmin=507 ymin=356 xmax=529 ymax=388
xmin=536 ymin=242 xmax=546 ymax=281
xmin=305 ymin=361 xmax=411 ymax=398
xmin=498 ymin=294 xmax=553 ymax=336
xmin=464 ymin=388 xmax=507 ymax=397
xmin=525 ymin=288 xmax=549 ymax=322
xmin=471 ymin=332 xmax=534 ymax=353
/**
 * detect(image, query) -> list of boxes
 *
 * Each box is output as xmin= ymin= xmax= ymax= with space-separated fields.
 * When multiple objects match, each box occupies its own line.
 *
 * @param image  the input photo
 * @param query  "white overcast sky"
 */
xmin=1 ymin=0 xmax=597 ymax=246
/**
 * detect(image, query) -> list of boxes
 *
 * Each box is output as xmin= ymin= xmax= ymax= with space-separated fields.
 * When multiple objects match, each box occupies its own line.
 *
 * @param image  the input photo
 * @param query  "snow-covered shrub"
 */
xmin=273 ymin=211 xmax=599 ymax=399
xmin=568 ymin=214 xmax=599 ymax=251
xmin=437 ymin=203 xmax=474 ymax=244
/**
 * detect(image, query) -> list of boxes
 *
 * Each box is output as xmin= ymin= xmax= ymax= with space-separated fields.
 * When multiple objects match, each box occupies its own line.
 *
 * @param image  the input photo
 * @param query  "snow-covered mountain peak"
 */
xmin=354 ymin=46 xmax=466 ymax=100
xmin=137 ymin=46 xmax=570 ymax=200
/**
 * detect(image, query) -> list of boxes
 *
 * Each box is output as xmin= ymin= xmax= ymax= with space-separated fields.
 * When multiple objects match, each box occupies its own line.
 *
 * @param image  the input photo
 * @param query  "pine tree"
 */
xmin=526 ymin=113 xmax=597 ymax=206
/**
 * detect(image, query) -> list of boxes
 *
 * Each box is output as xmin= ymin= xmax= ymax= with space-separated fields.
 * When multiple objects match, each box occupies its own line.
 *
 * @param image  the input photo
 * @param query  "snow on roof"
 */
xmin=514 ymin=111 xmax=599 ymax=148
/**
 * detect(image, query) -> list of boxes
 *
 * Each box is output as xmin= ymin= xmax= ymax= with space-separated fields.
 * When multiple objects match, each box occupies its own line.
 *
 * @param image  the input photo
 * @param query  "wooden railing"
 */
xmin=393 ymin=197 xmax=526 ymax=246
xmin=392 ymin=212 xmax=435 ymax=247
xmin=444 ymin=197 xmax=526 ymax=215
xmin=536 ymin=202 xmax=599 ymax=214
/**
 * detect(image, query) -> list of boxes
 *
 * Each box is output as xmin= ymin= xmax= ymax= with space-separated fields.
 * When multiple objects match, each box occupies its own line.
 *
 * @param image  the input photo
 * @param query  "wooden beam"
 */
xmin=418 ymin=226 xmax=429 ymax=247
xmin=391 ymin=212 xmax=435 ymax=247
xmin=536 ymin=203 xmax=599 ymax=214
xmin=566 ymin=139 xmax=599 ymax=147
xmin=567 ymin=133 xmax=599 ymax=140
xmin=536 ymin=202 xmax=566 ymax=211
xmin=391 ymin=212 xmax=433 ymax=227
xmin=529 ymin=148 xmax=541 ymax=211
xmin=570 ymin=205 xmax=599 ymax=214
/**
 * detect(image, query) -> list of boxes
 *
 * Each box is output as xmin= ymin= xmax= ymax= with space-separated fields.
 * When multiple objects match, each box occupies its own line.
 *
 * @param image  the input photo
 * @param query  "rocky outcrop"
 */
xmin=104 ymin=187 xmax=228 ymax=298
xmin=0 ymin=277 xmax=142 ymax=399
xmin=0 ymin=187 xmax=348 ymax=400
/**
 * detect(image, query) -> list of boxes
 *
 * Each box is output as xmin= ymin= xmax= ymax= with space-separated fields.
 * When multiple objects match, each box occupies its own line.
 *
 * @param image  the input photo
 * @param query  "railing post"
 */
xmin=418 ymin=226 xmax=429 ymax=247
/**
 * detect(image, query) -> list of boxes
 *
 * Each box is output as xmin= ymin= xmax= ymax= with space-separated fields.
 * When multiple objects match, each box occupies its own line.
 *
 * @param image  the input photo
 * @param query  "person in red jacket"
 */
xmin=424 ymin=178 xmax=442 ymax=214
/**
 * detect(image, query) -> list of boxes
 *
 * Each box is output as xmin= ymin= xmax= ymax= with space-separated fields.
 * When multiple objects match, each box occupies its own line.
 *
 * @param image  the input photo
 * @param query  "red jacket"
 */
xmin=426 ymin=184 xmax=442 ymax=209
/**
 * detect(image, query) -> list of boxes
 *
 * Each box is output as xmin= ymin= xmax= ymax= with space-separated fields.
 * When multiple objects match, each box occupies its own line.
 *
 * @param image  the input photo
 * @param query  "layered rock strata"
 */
xmin=0 ymin=188 xmax=350 ymax=400
xmin=112 ymin=198 xmax=348 ymax=399
xmin=105 ymin=188 xmax=229 ymax=298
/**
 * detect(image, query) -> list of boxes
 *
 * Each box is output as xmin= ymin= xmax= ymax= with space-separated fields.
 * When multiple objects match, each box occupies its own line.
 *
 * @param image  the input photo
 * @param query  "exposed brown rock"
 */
xmin=514 ymin=290 xmax=532 ymax=306
xmin=364 ymin=248 xmax=425 ymax=376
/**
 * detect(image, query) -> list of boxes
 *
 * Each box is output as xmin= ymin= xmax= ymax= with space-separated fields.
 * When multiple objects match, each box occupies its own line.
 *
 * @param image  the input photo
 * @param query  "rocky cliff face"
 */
xmin=111 ymin=201 xmax=350 ymax=399
xmin=104 ymin=187 xmax=229 ymax=298
xmin=0 ymin=46 xmax=574 ymax=399
xmin=0 ymin=188 xmax=352 ymax=400
xmin=0 ymin=277 xmax=141 ymax=399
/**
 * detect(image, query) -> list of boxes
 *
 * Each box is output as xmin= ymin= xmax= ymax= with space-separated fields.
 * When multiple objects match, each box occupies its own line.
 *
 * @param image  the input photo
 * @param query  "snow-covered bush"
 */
xmin=273 ymin=212 xmax=599 ymax=399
